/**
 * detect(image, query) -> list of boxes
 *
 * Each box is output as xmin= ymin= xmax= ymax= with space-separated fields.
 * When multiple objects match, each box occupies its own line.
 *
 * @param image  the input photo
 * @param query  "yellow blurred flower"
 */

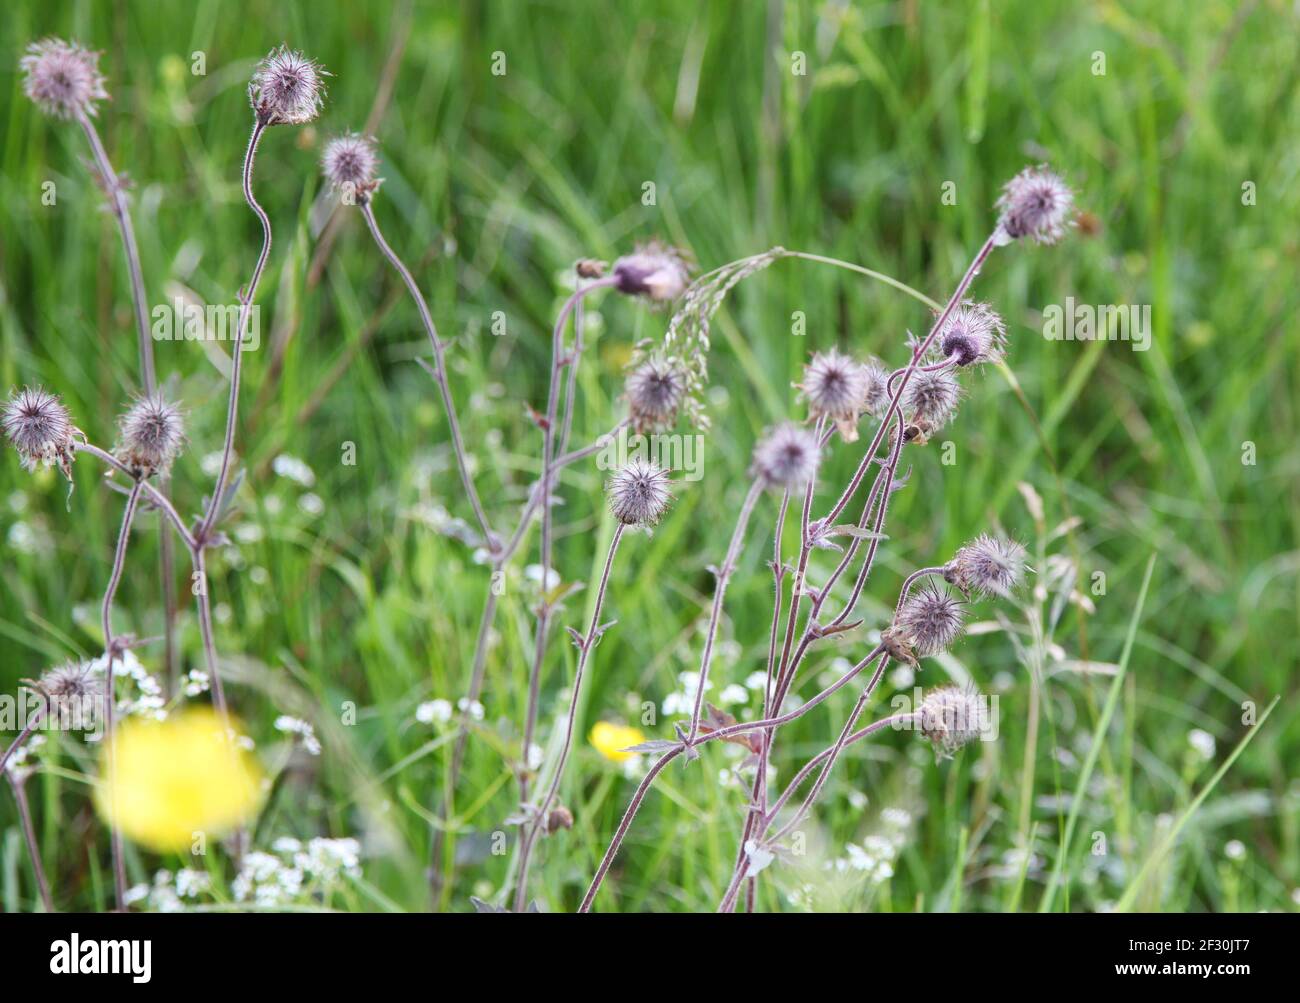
xmin=96 ymin=708 xmax=264 ymax=853
xmin=589 ymin=721 xmax=646 ymax=763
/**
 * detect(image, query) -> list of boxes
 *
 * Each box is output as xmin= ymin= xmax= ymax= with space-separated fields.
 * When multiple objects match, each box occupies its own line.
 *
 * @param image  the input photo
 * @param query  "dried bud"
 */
xmin=995 ymin=165 xmax=1075 ymax=246
xmin=114 ymin=395 xmax=185 ymax=479
xmin=798 ymin=349 xmax=867 ymax=433
xmin=248 ymin=45 xmax=327 ymax=126
xmin=890 ymin=584 xmax=965 ymax=657
xmin=606 ymin=456 xmax=672 ymax=526
xmin=938 ymin=301 xmax=1006 ymax=367
xmin=917 ymin=685 xmax=989 ymax=758
xmin=575 ymin=259 xmax=607 ymax=280
xmin=3 ymin=386 xmax=78 ymax=478
xmin=545 ymin=805 xmax=574 ymax=835
xmin=27 ymin=659 xmax=102 ymax=704
xmin=902 ymin=368 xmax=962 ymax=433
xmin=611 ymin=241 xmax=691 ymax=304
xmin=321 ymin=132 xmax=380 ymax=200
xmin=750 ymin=423 xmax=821 ymax=492
xmin=20 ymin=38 xmax=108 ymax=120
xmin=625 ymin=357 xmax=685 ymax=433
xmin=945 ymin=534 xmax=1028 ymax=599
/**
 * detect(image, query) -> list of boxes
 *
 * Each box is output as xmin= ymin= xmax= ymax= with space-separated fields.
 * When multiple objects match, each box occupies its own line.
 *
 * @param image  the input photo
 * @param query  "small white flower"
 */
xmin=1224 ymin=840 xmax=1246 ymax=862
xmin=457 ymin=698 xmax=485 ymax=721
xmin=1187 ymin=728 xmax=1216 ymax=762
xmin=416 ymin=699 xmax=453 ymax=726
xmin=718 ymin=684 xmax=748 ymax=706
xmin=273 ymin=453 xmax=316 ymax=487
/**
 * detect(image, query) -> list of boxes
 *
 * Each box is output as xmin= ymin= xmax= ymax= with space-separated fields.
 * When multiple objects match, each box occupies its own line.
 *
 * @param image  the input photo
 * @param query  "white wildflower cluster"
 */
xmin=91 ymin=649 xmax=166 ymax=720
xmin=274 ymin=715 xmax=321 ymax=756
xmin=182 ymin=668 xmax=210 ymax=698
xmin=458 ymin=697 xmax=484 ymax=721
xmin=827 ymin=807 xmax=913 ymax=886
xmin=123 ymin=868 xmax=212 ymax=913
xmin=416 ymin=698 xmax=453 ymax=726
xmin=232 ymin=837 xmax=362 ymax=907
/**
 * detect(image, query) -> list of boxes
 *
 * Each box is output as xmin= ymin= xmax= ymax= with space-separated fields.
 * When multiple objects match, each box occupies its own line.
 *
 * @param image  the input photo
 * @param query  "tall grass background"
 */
xmin=0 ymin=0 xmax=1296 ymax=912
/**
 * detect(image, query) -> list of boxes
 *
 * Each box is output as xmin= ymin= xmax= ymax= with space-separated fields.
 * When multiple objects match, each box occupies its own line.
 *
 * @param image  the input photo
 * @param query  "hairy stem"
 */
xmin=513 ymin=523 xmax=625 ymax=910
xmin=8 ymin=773 xmax=54 ymax=912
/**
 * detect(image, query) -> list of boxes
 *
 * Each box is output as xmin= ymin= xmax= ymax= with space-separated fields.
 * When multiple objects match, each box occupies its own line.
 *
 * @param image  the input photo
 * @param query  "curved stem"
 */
xmin=520 ymin=276 xmax=618 ymax=803
xmin=578 ymin=745 xmax=684 ymax=913
xmin=360 ymin=200 xmax=496 ymax=548
xmin=7 ymin=774 xmax=54 ymax=912
xmin=198 ymin=119 xmax=269 ymax=541
xmin=101 ymin=480 xmax=143 ymax=912
xmin=686 ymin=480 xmax=763 ymax=744
xmin=513 ymin=523 xmax=625 ymax=910
xmin=73 ymin=443 xmax=196 ymax=550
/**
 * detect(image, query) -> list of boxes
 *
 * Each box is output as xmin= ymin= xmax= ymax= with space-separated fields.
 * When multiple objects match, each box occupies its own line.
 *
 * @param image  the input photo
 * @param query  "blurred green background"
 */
xmin=0 ymin=0 xmax=1296 ymax=912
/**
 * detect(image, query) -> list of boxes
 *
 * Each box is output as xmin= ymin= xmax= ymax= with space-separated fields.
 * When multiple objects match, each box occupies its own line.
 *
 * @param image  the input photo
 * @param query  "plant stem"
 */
xmin=578 ymin=745 xmax=684 ymax=913
xmin=520 ymin=276 xmax=618 ymax=803
xmin=101 ymin=480 xmax=143 ymax=912
xmin=686 ymin=480 xmax=764 ymax=744
xmin=360 ymin=200 xmax=496 ymax=549
xmin=7 ymin=773 xmax=54 ymax=912
xmin=513 ymin=523 xmax=625 ymax=910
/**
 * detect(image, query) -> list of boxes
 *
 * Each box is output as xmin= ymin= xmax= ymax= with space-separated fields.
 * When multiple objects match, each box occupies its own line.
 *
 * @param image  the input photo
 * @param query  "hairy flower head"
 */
xmin=625 ymin=357 xmax=685 ymax=433
xmin=248 ymin=45 xmax=327 ymax=126
xmin=996 ymin=165 xmax=1075 ymax=245
xmin=902 ymin=368 xmax=962 ymax=433
xmin=938 ymin=301 xmax=1006 ymax=367
xmin=3 ymin=385 xmax=78 ymax=478
xmin=889 ymin=584 xmax=966 ymax=657
xmin=96 ymin=708 xmax=264 ymax=853
xmin=321 ymin=132 xmax=380 ymax=200
xmin=945 ymin=534 xmax=1028 ymax=598
xmin=612 ymin=241 xmax=691 ymax=304
xmin=114 ymin=394 xmax=185 ymax=478
xmin=607 ymin=456 xmax=672 ymax=526
xmin=917 ymin=686 xmax=989 ymax=758
xmin=751 ymin=423 xmax=821 ymax=492
xmin=798 ymin=349 xmax=867 ymax=427
xmin=860 ymin=359 xmax=892 ymax=419
xmin=20 ymin=38 xmax=108 ymax=119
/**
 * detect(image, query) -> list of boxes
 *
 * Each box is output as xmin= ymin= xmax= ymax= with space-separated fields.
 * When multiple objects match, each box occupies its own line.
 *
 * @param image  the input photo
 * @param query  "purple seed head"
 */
xmin=798 ymin=349 xmax=867 ymax=425
xmin=248 ymin=45 xmax=328 ymax=126
xmin=625 ymin=357 xmax=685 ymax=433
xmin=3 ymin=386 xmax=77 ymax=477
xmin=996 ymin=165 xmax=1075 ymax=245
xmin=321 ymin=132 xmax=380 ymax=199
xmin=20 ymin=38 xmax=108 ymax=120
xmin=606 ymin=456 xmax=672 ymax=526
xmin=891 ymin=584 xmax=965 ymax=656
xmin=750 ymin=422 xmax=821 ymax=492
xmin=860 ymin=359 xmax=892 ymax=419
xmin=902 ymin=368 xmax=963 ymax=432
xmin=939 ymin=301 xmax=1006 ymax=367
xmin=917 ymin=685 xmax=988 ymax=758
xmin=611 ymin=241 xmax=691 ymax=305
xmin=945 ymin=534 xmax=1028 ymax=599
xmin=114 ymin=394 xmax=185 ymax=479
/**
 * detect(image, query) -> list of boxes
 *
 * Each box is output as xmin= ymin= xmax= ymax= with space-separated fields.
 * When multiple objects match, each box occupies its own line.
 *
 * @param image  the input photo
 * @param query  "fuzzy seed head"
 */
xmin=891 ymin=584 xmax=966 ymax=656
xmin=625 ymin=357 xmax=685 ymax=433
xmin=902 ymin=368 xmax=962 ymax=432
xmin=751 ymin=422 xmax=821 ymax=491
xmin=798 ymin=349 xmax=867 ymax=424
xmin=606 ymin=456 xmax=672 ymax=526
xmin=248 ymin=45 xmax=327 ymax=126
xmin=30 ymin=659 xmax=102 ymax=703
xmin=946 ymin=534 xmax=1028 ymax=599
xmin=996 ymin=165 xmax=1075 ymax=245
xmin=3 ymin=386 xmax=77 ymax=476
xmin=20 ymin=38 xmax=108 ymax=119
xmin=321 ymin=132 xmax=380 ymax=197
xmin=115 ymin=395 xmax=185 ymax=478
xmin=939 ymin=301 xmax=1006 ymax=367
xmin=859 ymin=359 xmax=891 ymax=419
xmin=917 ymin=685 xmax=989 ymax=758
xmin=612 ymin=241 xmax=691 ymax=304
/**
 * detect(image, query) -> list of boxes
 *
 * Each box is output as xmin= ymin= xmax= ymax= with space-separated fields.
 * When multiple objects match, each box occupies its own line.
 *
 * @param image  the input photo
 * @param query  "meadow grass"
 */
xmin=0 ymin=0 xmax=1296 ymax=913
